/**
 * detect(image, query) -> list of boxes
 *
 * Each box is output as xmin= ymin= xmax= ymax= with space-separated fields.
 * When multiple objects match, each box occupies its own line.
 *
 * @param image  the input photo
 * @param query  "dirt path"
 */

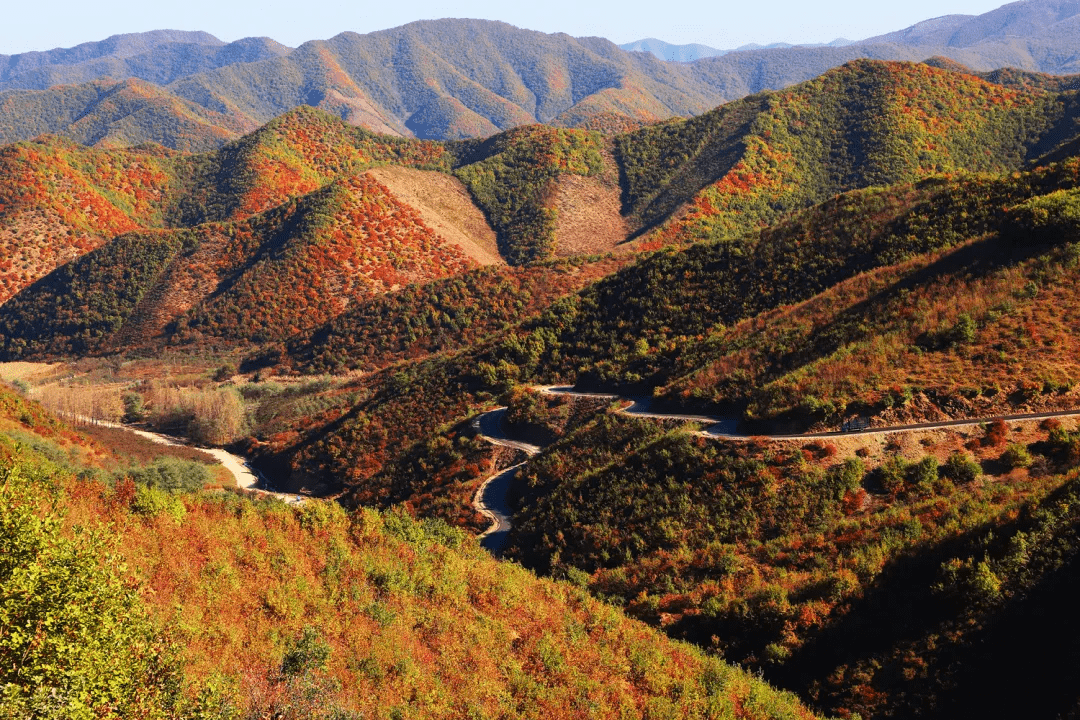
xmin=74 ymin=416 xmax=302 ymax=503
xmin=471 ymin=408 xmax=540 ymax=554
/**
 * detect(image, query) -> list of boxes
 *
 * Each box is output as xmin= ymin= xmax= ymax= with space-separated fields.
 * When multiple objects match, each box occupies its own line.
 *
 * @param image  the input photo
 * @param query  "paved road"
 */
xmin=471 ymin=408 xmax=540 ymax=555
xmin=468 ymin=388 xmax=1080 ymax=555
xmin=535 ymin=386 xmax=1080 ymax=441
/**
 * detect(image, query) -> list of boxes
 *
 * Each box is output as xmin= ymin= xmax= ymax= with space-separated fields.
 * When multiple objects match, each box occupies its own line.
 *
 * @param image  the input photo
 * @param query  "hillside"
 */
xmin=5 ymin=60 xmax=1080 ymax=361
xmin=0 ymin=77 xmax=253 ymax=151
xmin=176 ymin=148 xmax=1080 ymax=718
xmin=617 ymin=59 xmax=1077 ymax=243
xmin=923 ymin=56 xmax=1080 ymax=92
xmin=494 ymin=159 xmax=1080 ymax=407
xmin=0 ymin=106 xmax=639 ymax=357
xmin=501 ymin=392 xmax=1080 ymax=719
xmin=233 ymin=152 xmax=1080 ymax=509
xmin=0 ymin=137 xmax=180 ymax=303
xmin=0 ymin=172 xmax=476 ymax=357
xmin=655 ymin=185 xmax=1080 ymax=431
xmin=863 ymin=0 xmax=1080 ymax=72
xmin=256 ymin=256 xmax=631 ymax=376
xmin=0 ymin=383 xmax=822 ymax=719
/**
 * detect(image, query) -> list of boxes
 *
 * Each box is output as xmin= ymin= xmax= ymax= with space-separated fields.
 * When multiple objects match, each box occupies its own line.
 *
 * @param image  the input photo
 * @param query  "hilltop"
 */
xmin=0 ymin=21 xmax=733 ymax=149
xmin=0 ymin=30 xmax=289 ymax=91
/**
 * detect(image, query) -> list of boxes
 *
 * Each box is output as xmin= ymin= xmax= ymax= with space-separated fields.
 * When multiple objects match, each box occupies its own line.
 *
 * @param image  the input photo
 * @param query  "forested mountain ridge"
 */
xmin=0 ymin=105 xmax=631 ymax=355
xmin=0 ymin=20 xmax=734 ymax=149
xmin=3 ymin=59 xmax=1080 ymax=360
xmin=616 ymin=58 xmax=1080 ymax=240
xmin=0 ymin=30 xmax=289 ymax=90
xmin=2 ymin=2 xmax=1080 ymax=149
xmin=627 ymin=0 xmax=1080 ymax=82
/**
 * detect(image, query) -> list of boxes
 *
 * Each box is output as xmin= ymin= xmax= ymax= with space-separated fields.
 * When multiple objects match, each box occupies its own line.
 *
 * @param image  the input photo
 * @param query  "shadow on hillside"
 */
xmin=767 ymin=479 xmax=1080 ymax=719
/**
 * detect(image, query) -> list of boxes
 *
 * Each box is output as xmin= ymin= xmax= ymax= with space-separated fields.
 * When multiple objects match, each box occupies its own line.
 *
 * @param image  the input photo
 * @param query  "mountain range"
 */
xmin=5 ymin=4 xmax=1080 ymax=718
xmin=2 ymin=58 xmax=1077 ymax=361
xmin=619 ymin=37 xmax=853 ymax=62
xmin=0 ymin=0 xmax=1079 ymax=150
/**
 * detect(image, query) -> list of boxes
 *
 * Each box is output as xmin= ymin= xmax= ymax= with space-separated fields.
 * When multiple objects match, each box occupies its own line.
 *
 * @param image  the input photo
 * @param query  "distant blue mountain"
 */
xmin=619 ymin=38 xmax=727 ymax=62
xmin=621 ymin=37 xmax=852 ymax=62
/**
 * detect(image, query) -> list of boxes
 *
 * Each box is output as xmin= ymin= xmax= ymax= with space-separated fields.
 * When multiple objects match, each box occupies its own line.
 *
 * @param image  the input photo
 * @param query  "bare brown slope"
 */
xmin=366 ymin=166 xmax=504 ymax=266
xmin=552 ymin=147 xmax=632 ymax=257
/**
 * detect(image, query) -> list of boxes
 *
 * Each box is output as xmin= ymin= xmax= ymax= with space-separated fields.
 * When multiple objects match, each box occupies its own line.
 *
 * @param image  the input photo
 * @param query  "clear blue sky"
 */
xmin=3 ymin=0 xmax=1011 ymax=55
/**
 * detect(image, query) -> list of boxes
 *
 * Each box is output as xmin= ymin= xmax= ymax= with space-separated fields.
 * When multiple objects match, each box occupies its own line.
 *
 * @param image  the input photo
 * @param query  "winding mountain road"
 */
xmin=470 ymin=386 xmax=1080 ymax=552
xmin=471 ymin=408 xmax=540 ymax=555
xmin=535 ymin=386 xmax=1080 ymax=441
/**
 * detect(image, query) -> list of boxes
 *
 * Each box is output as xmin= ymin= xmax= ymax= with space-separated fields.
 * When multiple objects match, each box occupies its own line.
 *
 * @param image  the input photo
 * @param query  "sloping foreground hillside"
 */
xmin=0 ymin=384 xmax=821 ymax=719
xmin=214 ymin=152 xmax=1080 ymax=718
xmin=501 ymin=392 xmax=1080 ymax=719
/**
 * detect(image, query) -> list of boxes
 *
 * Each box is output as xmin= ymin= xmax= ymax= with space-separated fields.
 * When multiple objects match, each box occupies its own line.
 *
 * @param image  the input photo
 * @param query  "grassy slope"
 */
xmin=659 ymin=212 xmax=1080 ymax=430
xmin=495 ymin=160 xmax=1080 ymax=403
xmin=0 ymin=108 xmax=620 ymax=357
xmin=0 ymin=138 xmax=181 ymax=303
xmin=0 ymin=384 xmax=820 ymax=719
xmin=450 ymin=125 xmax=607 ymax=263
xmin=258 ymin=256 xmax=631 ymax=376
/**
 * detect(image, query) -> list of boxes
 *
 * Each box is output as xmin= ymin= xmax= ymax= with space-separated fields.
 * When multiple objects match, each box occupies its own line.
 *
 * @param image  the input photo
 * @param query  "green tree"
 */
xmin=1001 ymin=443 xmax=1033 ymax=469
xmin=0 ymin=455 xmax=180 ymax=719
xmin=941 ymin=451 xmax=981 ymax=483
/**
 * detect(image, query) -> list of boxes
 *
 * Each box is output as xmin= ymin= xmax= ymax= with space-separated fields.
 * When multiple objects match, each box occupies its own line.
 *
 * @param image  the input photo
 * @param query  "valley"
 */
xmin=4 ymin=11 xmax=1080 ymax=717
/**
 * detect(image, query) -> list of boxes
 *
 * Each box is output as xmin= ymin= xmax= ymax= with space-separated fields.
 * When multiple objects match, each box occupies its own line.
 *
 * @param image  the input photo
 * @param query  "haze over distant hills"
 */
xmin=626 ymin=0 xmax=1080 ymax=68
xmin=0 ymin=30 xmax=291 ymax=90
xmin=619 ymin=37 xmax=852 ymax=62
xmin=0 ymin=0 xmax=1077 ymax=151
